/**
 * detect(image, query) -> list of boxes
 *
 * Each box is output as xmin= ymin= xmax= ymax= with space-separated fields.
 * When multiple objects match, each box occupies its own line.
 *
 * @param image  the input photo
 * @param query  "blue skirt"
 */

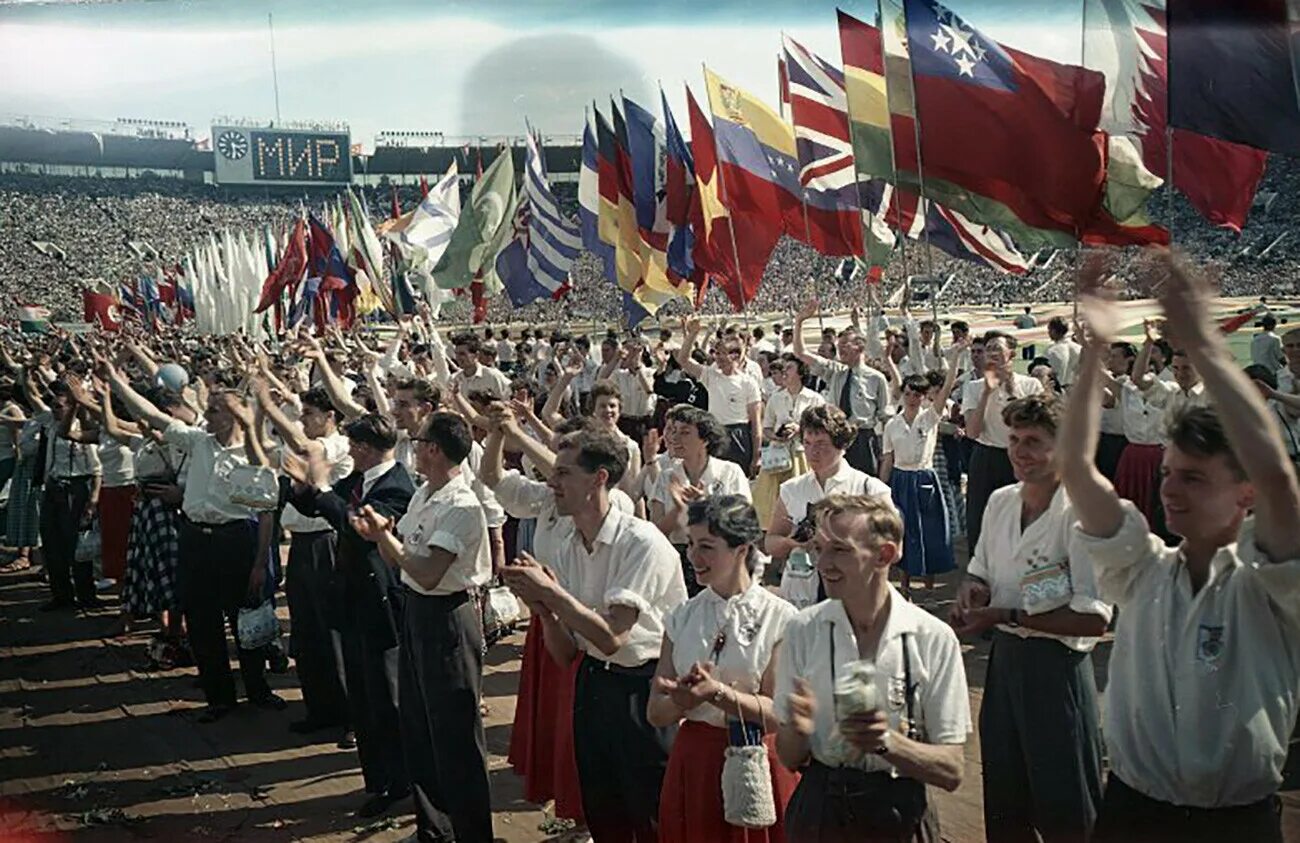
xmin=889 ymin=468 xmax=955 ymax=577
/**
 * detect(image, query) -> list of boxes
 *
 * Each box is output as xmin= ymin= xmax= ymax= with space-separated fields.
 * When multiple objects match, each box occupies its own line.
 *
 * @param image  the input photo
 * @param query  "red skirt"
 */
xmin=98 ymin=485 xmax=136 ymax=581
xmin=507 ymin=616 xmax=585 ymax=821
xmin=1114 ymin=443 xmax=1162 ymax=524
xmin=659 ymin=720 xmax=800 ymax=843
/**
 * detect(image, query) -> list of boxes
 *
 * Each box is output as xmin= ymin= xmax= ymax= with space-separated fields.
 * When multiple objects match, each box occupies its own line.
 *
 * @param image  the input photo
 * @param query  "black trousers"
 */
xmin=285 ymin=530 xmax=347 ymax=726
xmin=722 ymin=423 xmax=755 ymax=476
xmin=980 ymin=633 xmax=1104 ymax=843
xmin=845 ymin=428 xmax=880 ymax=477
xmin=785 ymin=762 xmax=938 ymax=843
xmin=1095 ymin=433 xmax=1128 ymax=483
xmin=1092 ymin=776 xmax=1282 ymax=843
xmin=336 ymin=611 xmax=406 ymax=796
xmin=178 ymin=519 xmax=270 ymax=708
xmin=40 ymin=477 xmax=94 ymax=604
xmin=399 ymin=588 xmax=492 ymax=843
xmin=965 ymin=443 xmax=1017 ymax=550
xmin=573 ymin=657 xmax=671 ymax=843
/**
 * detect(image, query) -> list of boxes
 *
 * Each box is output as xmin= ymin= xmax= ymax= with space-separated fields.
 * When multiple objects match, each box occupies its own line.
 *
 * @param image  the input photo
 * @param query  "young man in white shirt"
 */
xmin=676 ymin=317 xmax=763 ymax=478
xmin=610 ymin=339 xmax=656 ymax=447
xmin=1044 ymin=316 xmax=1081 ymax=390
xmin=775 ymin=494 xmax=970 ymax=841
xmin=353 ymin=412 xmax=494 ymax=843
xmin=449 ymin=333 xmax=511 ymax=399
xmin=1250 ymin=314 xmax=1285 ymax=372
xmin=950 ymin=394 xmax=1110 ymax=843
xmin=501 ymin=429 xmax=687 ymax=843
xmin=37 ymin=380 xmax=103 ymax=611
xmin=1062 ymin=253 xmax=1300 ymax=843
xmin=793 ymin=299 xmax=892 ymax=477
xmin=961 ymin=331 xmax=1044 ymax=549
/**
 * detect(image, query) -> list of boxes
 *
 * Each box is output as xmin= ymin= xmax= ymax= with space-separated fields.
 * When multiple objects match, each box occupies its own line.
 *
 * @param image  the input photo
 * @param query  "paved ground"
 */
xmin=3 ymin=556 xmax=1297 ymax=843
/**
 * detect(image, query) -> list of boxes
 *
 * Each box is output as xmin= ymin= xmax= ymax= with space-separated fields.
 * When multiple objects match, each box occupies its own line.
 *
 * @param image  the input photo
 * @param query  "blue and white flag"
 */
xmin=579 ymin=118 xmax=617 ymax=284
xmin=496 ymin=129 xmax=579 ymax=307
xmin=399 ymin=161 xmax=461 ymax=270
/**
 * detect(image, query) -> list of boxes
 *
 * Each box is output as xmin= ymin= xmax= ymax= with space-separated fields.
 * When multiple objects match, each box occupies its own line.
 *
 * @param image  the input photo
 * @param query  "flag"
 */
xmin=17 ymin=305 xmax=50 ymax=334
xmin=395 ymin=162 xmax=462 ymax=270
xmin=622 ymin=290 xmax=652 ymax=328
xmin=876 ymin=184 xmax=1034 ymax=274
xmin=495 ymin=129 xmax=579 ymax=307
xmin=83 ymin=289 xmax=121 ymax=331
xmin=345 ymin=189 xmax=394 ymax=315
xmin=688 ymin=86 xmax=782 ymax=311
xmin=623 ymin=96 xmax=684 ymax=299
xmin=610 ymin=100 xmax=646 ymax=296
xmin=661 ymin=89 xmax=700 ymax=288
xmin=579 ymin=118 xmax=618 ymax=284
xmin=1168 ymin=0 xmax=1300 ymax=157
xmin=420 ymin=174 xmax=430 ymax=198
xmin=593 ymin=108 xmax=624 ymax=285
xmin=434 ymin=147 xmax=516 ymax=292
xmin=256 ymin=217 xmax=307 ymax=313
xmin=1086 ymin=0 xmax=1268 ymax=231
xmin=899 ymin=0 xmax=1108 ymax=241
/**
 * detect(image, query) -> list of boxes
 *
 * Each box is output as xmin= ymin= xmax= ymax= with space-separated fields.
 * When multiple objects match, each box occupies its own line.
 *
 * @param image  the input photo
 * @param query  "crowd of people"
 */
xmin=3 ymin=246 xmax=1297 ymax=843
xmin=5 ymin=155 xmax=1300 ymax=327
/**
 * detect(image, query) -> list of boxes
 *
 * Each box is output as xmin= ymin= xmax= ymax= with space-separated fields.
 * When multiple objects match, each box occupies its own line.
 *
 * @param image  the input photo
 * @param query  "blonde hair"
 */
xmin=811 ymin=493 xmax=903 ymax=549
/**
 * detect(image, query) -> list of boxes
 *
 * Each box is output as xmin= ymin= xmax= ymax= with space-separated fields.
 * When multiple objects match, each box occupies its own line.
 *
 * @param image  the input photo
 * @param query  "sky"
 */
xmin=0 ymin=0 xmax=1089 ymax=148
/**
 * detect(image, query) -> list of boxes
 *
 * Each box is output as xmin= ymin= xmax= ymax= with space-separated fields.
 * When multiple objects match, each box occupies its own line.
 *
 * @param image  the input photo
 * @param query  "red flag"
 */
xmin=256 ymin=218 xmax=307 ymax=313
xmin=470 ymin=277 xmax=487 ymax=324
xmin=687 ymin=87 xmax=782 ymax=312
xmin=419 ymin=174 xmax=430 ymax=198
xmin=389 ymin=186 xmax=401 ymax=220
xmin=83 ymin=290 xmax=121 ymax=332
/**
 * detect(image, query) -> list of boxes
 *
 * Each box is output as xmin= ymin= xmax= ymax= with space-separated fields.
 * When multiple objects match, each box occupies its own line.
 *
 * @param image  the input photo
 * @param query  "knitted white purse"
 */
xmin=720 ymin=692 xmax=777 ymax=829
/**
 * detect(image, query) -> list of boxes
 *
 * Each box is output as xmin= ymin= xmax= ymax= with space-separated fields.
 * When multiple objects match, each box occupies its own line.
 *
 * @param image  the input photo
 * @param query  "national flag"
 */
xmin=876 ymin=184 xmax=1034 ymax=274
xmin=289 ymin=277 xmax=323 ymax=332
xmin=622 ymin=290 xmax=652 ymax=329
xmin=256 ymin=217 xmax=308 ymax=313
xmin=434 ymin=148 xmax=516 ymax=293
xmin=1086 ymin=0 xmax=1268 ymax=231
xmin=345 ymin=189 xmax=394 ymax=315
xmin=687 ymin=86 xmax=782 ymax=311
xmin=661 ymin=89 xmax=700 ymax=288
xmin=394 ymin=162 xmax=461 ymax=271
xmin=579 ymin=117 xmax=618 ymax=284
xmin=83 ymin=289 xmax=121 ymax=331
xmin=899 ymin=0 xmax=1108 ymax=242
xmin=1167 ymin=0 xmax=1300 ymax=157
xmin=420 ymin=174 xmax=430 ymax=198
xmin=593 ymin=108 xmax=624 ymax=284
xmin=495 ymin=128 xmax=579 ymax=307
xmin=623 ymin=96 xmax=684 ymax=300
xmin=17 ymin=305 xmax=51 ymax=334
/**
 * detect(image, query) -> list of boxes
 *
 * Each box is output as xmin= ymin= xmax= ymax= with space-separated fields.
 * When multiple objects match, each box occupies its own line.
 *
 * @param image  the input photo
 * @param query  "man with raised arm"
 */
xmin=1060 ymin=251 xmax=1300 ymax=843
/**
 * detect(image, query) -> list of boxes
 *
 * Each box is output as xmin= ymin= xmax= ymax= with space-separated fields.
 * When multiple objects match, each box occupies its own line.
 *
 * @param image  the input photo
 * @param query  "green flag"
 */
xmin=434 ymin=149 xmax=516 ymax=291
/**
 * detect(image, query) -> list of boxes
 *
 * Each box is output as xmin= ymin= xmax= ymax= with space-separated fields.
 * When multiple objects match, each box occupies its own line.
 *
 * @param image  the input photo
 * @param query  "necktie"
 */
xmin=839 ymin=369 xmax=856 ymax=417
xmin=350 ymin=479 xmax=364 ymax=508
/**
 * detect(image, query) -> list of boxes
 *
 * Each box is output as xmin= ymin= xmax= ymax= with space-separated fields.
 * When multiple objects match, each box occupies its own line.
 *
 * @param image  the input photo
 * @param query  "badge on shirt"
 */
xmin=887 ymin=675 xmax=908 ymax=710
xmin=1197 ymin=624 xmax=1225 ymax=664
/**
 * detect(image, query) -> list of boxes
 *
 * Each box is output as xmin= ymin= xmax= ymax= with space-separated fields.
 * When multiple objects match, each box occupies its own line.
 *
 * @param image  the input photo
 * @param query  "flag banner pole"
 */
xmin=702 ymin=63 xmax=756 ymax=315
xmin=1165 ymin=125 xmax=1175 ymax=247
xmin=887 ymin=0 xmax=936 ymax=281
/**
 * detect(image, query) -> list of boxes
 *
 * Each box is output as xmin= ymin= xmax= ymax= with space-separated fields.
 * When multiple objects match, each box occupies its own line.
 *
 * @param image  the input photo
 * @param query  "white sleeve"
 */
xmin=493 ymin=470 xmax=552 ymax=520
xmin=1070 ymin=500 xmax=1166 ymax=606
xmin=917 ymin=627 xmax=972 ymax=744
xmin=772 ymin=617 xmax=806 ymax=723
xmin=604 ymin=533 xmax=685 ymax=621
xmin=960 ymin=380 xmax=982 ymax=414
xmin=424 ymin=502 xmax=481 ymax=557
xmin=162 ymin=420 xmax=204 ymax=454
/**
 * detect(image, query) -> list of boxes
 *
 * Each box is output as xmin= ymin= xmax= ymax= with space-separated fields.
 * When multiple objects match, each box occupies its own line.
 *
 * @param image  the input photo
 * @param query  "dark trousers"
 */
xmin=40 ymin=477 xmax=94 ymax=604
xmin=1094 ymin=433 xmax=1128 ymax=483
xmin=336 ymin=613 xmax=406 ymax=795
xmin=179 ymin=519 xmax=270 ymax=708
xmin=574 ymin=657 xmax=671 ymax=843
xmin=285 ymin=530 xmax=347 ymax=725
xmin=980 ymin=632 xmax=1104 ymax=843
xmin=785 ymin=762 xmax=938 ymax=843
xmin=618 ymin=415 xmax=652 ymax=450
xmin=845 ymin=428 xmax=880 ymax=477
xmin=399 ymin=588 xmax=492 ymax=843
xmin=722 ymin=423 xmax=755 ymax=476
xmin=1092 ymin=776 xmax=1282 ymax=843
xmin=966 ymin=443 xmax=1016 ymax=550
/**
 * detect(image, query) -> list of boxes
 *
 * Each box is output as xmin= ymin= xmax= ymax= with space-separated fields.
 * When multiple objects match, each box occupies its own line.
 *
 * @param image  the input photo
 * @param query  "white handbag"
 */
xmin=484 ymin=585 xmax=522 ymax=632
xmin=720 ymin=692 xmax=777 ymax=829
xmin=227 ymin=464 xmax=280 ymax=511
xmin=236 ymin=599 xmax=279 ymax=650
xmin=759 ymin=443 xmax=793 ymax=473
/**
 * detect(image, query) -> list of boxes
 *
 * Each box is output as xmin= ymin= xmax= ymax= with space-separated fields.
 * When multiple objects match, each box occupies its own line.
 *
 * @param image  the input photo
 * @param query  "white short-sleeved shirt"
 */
xmin=611 ymin=367 xmax=657 ymax=418
xmin=1119 ymin=381 xmax=1167 ymax=446
xmin=650 ymin=456 xmax=752 ymax=544
xmin=778 ymin=460 xmax=894 ymax=526
xmin=1074 ymin=504 xmax=1300 ymax=808
xmin=396 ymin=473 xmax=491 ymax=597
xmin=763 ymin=388 xmax=825 ymax=453
xmin=497 ymin=338 xmax=517 ymax=364
xmin=281 ymin=432 xmax=355 ymax=533
xmin=701 ymin=366 xmax=761 ymax=426
xmin=665 ymin=582 xmax=797 ymax=727
xmin=163 ymin=421 xmax=256 ymax=524
xmin=464 ymin=440 xmax=507 ymax=529
xmin=961 ymin=374 xmax=1045 ymax=448
xmin=491 ymin=470 xmax=632 ymax=584
xmin=453 ymin=364 xmax=511 ymax=399
xmin=1148 ymin=380 xmax=1210 ymax=435
xmin=1045 ymin=340 xmax=1081 ymax=387
xmin=564 ymin=507 xmax=689 ymax=667
xmin=882 ymin=407 xmax=941 ymax=471
xmin=774 ymin=591 xmax=972 ymax=770
xmin=97 ymin=432 xmax=135 ymax=488
xmin=40 ymin=413 xmax=101 ymax=480
xmin=966 ymin=484 xmax=1112 ymax=652
xmin=639 ymin=452 xmax=677 ymax=504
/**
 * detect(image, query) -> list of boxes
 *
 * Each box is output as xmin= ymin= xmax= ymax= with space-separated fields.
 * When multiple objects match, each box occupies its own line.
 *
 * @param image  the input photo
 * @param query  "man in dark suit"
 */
xmin=285 ymin=414 xmax=415 ymax=819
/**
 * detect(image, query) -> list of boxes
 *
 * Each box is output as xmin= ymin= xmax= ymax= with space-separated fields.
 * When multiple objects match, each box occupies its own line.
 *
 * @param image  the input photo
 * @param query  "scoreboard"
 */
xmin=211 ymin=125 xmax=352 ymax=186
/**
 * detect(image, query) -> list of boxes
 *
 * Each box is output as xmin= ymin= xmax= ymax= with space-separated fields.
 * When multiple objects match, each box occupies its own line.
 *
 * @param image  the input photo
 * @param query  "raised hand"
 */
xmin=795 ymin=297 xmax=820 ymax=323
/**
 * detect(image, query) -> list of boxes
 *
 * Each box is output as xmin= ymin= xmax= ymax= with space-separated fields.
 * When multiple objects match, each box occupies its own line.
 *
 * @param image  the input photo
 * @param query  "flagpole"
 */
xmin=890 ymin=0 xmax=936 ymax=284
xmin=702 ymin=64 xmax=756 ymax=316
xmin=267 ymin=13 xmax=282 ymax=124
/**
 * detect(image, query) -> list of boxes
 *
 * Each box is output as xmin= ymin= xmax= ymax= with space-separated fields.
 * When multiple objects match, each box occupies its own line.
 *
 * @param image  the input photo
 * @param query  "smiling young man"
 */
xmin=774 ymin=494 xmax=970 ymax=842
xmin=1062 ymin=253 xmax=1300 ymax=843
xmin=950 ymin=394 xmax=1111 ymax=843
xmin=676 ymin=316 xmax=764 ymax=478
xmin=500 ymin=429 xmax=687 ymax=842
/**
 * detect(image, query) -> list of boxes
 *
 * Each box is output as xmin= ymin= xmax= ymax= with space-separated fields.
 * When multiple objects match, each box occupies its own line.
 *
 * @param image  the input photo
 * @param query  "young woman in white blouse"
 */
xmin=878 ymin=361 xmax=960 ymax=600
xmin=753 ymin=354 xmax=825 ymax=530
xmin=649 ymin=495 xmax=799 ymax=843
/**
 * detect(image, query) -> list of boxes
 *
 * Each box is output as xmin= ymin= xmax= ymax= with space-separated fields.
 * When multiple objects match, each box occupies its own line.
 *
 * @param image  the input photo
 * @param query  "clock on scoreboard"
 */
xmin=211 ymin=125 xmax=352 ymax=186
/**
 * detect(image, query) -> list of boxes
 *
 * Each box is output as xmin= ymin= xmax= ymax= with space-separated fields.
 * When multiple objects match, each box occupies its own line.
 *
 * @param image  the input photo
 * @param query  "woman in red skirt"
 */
xmin=650 ymin=495 xmax=799 ymax=843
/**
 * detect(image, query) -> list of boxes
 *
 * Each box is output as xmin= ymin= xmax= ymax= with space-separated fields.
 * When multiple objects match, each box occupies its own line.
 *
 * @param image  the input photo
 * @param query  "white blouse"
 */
xmin=763 ymin=387 xmax=825 ymax=453
xmin=650 ymin=456 xmax=752 ymax=544
xmin=882 ymin=407 xmax=941 ymax=471
xmin=664 ymin=582 xmax=797 ymax=727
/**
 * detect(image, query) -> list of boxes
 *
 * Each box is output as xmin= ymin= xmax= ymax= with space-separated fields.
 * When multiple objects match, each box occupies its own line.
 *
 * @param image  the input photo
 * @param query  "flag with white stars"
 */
xmin=906 ymin=0 xmax=1015 ymax=92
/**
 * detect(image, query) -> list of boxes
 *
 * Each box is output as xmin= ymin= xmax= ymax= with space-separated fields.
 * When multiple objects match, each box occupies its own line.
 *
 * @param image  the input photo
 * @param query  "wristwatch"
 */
xmin=874 ymin=730 xmax=892 ymax=756
xmin=1006 ymin=607 xmax=1021 ymax=628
